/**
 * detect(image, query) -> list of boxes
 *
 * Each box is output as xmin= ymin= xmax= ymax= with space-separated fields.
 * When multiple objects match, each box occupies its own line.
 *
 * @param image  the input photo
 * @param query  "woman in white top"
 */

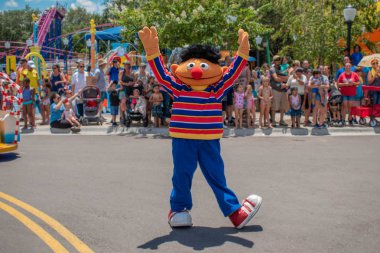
xmin=70 ymin=61 xmax=88 ymax=117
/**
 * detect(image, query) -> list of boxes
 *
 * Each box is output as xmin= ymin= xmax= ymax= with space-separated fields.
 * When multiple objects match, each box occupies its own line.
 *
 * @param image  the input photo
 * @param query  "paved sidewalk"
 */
xmin=19 ymin=113 xmax=380 ymax=137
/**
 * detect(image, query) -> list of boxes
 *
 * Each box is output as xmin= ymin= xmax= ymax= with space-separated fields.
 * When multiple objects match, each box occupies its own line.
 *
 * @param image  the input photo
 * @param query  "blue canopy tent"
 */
xmin=84 ymin=26 xmax=123 ymax=41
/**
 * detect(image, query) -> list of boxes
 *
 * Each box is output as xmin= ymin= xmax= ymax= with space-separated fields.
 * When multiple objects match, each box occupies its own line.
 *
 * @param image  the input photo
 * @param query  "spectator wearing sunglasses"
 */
xmin=50 ymin=64 xmax=67 ymax=95
xmin=368 ymin=59 xmax=380 ymax=105
xmin=50 ymin=92 xmax=81 ymax=132
xmin=71 ymin=60 xmax=88 ymax=117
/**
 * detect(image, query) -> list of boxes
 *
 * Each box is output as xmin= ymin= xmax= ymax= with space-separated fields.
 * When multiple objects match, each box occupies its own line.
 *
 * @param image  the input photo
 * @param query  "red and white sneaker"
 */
xmin=229 ymin=194 xmax=262 ymax=229
xmin=168 ymin=210 xmax=193 ymax=227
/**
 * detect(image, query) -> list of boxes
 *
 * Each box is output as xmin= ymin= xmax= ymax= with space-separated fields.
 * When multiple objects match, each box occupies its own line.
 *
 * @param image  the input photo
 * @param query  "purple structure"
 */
xmin=21 ymin=6 xmax=66 ymax=61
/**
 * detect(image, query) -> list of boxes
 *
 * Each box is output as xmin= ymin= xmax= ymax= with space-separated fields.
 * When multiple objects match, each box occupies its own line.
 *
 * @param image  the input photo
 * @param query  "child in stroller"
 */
xmin=81 ymin=86 xmax=102 ymax=125
xmin=328 ymin=88 xmax=343 ymax=127
xmin=125 ymin=88 xmax=148 ymax=127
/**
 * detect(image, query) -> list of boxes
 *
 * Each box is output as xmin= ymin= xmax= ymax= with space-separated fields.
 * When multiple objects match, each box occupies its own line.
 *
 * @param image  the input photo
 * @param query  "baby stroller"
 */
xmin=327 ymin=89 xmax=343 ymax=126
xmin=351 ymin=86 xmax=380 ymax=127
xmin=81 ymin=86 xmax=102 ymax=125
xmin=124 ymin=95 xmax=148 ymax=127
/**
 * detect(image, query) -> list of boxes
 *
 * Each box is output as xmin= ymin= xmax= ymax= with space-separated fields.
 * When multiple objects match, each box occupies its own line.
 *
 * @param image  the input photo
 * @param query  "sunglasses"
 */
xmin=372 ymin=62 xmax=379 ymax=65
xmin=79 ymin=66 xmax=84 ymax=68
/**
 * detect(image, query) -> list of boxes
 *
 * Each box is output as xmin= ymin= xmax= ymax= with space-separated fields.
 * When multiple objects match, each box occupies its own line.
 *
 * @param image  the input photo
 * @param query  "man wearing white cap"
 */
xmin=20 ymin=60 xmax=40 ymax=125
xmin=20 ymin=60 xmax=39 ymax=91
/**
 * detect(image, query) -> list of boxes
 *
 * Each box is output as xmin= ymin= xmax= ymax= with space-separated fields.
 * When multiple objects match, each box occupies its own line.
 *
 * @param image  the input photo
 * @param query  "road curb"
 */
xmin=21 ymin=126 xmax=380 ymax=137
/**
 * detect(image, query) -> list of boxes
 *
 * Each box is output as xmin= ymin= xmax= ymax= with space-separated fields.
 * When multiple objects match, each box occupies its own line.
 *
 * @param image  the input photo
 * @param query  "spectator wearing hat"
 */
xmin=94 ymin=58 xmax=108 ymax=114
xmin=367 ymin=58 xmax=380 ymax=106
xmin=20 ymin=60 xmax=41 ymax=120
xmin=16 ymin=59 xmax=28 ymax=85
xmin=135 ymin=62 xmax=150 ymax=87
xmin=270 ymin=55 xmax=289 ymax=126
xmin=20 ymin=60 xmax=39 ymax=91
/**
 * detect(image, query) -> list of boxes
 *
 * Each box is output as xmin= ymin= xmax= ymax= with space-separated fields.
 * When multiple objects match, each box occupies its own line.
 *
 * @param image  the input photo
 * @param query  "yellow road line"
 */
xmin=0 ymin=201 xmax=69 ymax=253
xmin=0 ymin=192 xmax=94 ymax=253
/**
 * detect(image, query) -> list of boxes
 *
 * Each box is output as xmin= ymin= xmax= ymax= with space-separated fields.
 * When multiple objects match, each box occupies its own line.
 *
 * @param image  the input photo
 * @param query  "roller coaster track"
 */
xmin=21 ymin=8 xmax=57 ymax=58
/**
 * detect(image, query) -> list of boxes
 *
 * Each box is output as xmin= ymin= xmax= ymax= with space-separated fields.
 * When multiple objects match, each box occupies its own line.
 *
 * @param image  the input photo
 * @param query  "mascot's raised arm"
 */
xmin=139 ymin=26 xmax=262 ymax=229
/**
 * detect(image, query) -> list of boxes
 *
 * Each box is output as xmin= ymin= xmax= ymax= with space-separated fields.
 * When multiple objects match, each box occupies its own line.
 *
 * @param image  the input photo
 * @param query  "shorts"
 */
xmin=312 ymin=88 xmax=319 ymax=94
xmin=299 ymin=94 xmax=305 ymax=109
xmin=100 ymin=91 xmax=107 ymax=102
xmin=290 ymin=108 xmax=301 ymax=117
xmin=271 ymin=89 xmax=289 ymax=112
xmin=23 ymin=100 xmax=33 ymax=105
xmin=222 ymin=100 xmax=227 ymax=111
xmin=226 ymin=90 xmax=234 ymax=106
xmin=342 ymin=95 xmax=355 ymax=102
xmin=110 ymin=105 xmax=119 ymax=115
xmin=152 ymin=104 xmax=163 ymax=117
xmin=42 ymin=98 xmax=50 ymax=106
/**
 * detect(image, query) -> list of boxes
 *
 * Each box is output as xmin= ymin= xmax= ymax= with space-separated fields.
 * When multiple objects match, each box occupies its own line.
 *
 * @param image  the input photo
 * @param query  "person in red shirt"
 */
xmin=337 ymin=63 xmax=360 ymax=126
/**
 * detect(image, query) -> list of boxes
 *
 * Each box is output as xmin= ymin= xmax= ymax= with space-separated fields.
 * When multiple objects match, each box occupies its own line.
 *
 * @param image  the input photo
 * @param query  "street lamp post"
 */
xmin=343 ymin=5 xmax=357 ymax=54
xmin=264 ymin=33 xmax=271 ymax=65
xmin=86 ymin=39 xmax=92 ymax=65
xmin=255 ymin=35 xmax=262 ymax=67
xmin=63 ymin=37 xmax=69 ymax=74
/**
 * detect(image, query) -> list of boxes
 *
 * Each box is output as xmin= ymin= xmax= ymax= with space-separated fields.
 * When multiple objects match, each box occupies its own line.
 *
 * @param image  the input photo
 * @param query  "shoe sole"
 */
xmin=237 ymin=196 xmax=262 ymax=229
xmin=168 ymin=222 xmax=193 ymax=228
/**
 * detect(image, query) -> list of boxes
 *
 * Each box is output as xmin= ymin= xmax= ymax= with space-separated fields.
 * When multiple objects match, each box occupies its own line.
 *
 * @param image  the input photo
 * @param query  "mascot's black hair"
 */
xmin=180 ymin=45 xmax=220 ymax=64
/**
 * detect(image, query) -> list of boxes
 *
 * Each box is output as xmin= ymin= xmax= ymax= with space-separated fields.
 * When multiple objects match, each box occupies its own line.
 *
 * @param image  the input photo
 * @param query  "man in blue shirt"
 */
xmin=336 ymin=56 xmax=356 ymax=80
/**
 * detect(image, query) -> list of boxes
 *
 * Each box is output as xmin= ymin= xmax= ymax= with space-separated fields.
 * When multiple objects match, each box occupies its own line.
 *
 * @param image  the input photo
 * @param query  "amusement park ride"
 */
xmin=0 ymin=3 xmax=143 ymax=154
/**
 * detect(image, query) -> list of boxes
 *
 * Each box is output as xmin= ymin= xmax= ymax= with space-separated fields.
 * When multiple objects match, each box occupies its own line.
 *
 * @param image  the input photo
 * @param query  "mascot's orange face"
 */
xmin=171 ymin=59 xmax=227 ymax=89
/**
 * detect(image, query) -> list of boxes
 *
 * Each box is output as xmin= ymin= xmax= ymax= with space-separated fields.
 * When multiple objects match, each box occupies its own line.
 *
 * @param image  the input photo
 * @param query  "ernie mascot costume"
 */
xmin=139 ymin=26 xmax=262 ymax=229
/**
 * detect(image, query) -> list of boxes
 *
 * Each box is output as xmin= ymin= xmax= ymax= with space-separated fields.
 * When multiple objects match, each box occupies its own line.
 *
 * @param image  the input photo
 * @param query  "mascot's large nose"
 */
xmin=191 ymin=67 xmax=203 ymax=80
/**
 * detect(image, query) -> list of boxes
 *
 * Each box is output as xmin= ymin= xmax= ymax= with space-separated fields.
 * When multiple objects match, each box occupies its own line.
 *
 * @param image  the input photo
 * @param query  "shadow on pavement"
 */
xmin=311 ymin=128 xmax=330 ymax=136
xmin=0 ymin=153 xmax=20 ymax=162
xmin=290 ymin=128 xmax=309 ymax=136
xmin=137 ymin=225 xmax=262 ymax=251
xmin=20 ymin=128 xmax=35 ymax=134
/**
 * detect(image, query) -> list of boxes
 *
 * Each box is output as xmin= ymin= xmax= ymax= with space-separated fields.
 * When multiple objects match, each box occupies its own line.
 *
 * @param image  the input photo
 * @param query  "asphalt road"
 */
xmin=1 ymin=136 xmax=380 ymax=253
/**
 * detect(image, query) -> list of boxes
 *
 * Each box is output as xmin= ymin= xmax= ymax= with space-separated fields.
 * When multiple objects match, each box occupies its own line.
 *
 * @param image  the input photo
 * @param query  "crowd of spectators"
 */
xmin=1 ymin=44 xmax=380 ymax=132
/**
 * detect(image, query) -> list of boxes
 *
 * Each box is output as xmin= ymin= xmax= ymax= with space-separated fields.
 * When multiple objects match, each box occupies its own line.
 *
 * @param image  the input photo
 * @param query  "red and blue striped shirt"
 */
xmin=148 ymin=53 xmax=248 ymax=140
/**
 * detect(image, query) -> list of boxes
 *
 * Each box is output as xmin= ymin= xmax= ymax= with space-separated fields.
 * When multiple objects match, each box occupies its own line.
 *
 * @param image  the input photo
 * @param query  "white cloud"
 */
xmin=5 ymin=0 xmax=19 ymax=7
xmin=75 ymin=0 xmax=98 ymax=13
xmin=70 ymin=3 xmax=77 ymax=10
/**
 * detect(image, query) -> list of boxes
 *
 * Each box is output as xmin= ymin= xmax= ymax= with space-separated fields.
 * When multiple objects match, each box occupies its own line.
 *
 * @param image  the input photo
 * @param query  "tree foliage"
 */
xmin=62 ymin=7 xmax=108 ymax=53
xmin=0 ymin=5 xmax=39 ymax=43
xmin=112 ymin=0 xmax=272 ymax=51
xmin=268 ymin=0 xmax=380 ymax=65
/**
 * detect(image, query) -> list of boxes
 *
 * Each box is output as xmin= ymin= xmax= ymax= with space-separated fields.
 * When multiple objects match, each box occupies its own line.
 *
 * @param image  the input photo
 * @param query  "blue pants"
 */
xmin=170 ymin=138 xmax=241 ymax=216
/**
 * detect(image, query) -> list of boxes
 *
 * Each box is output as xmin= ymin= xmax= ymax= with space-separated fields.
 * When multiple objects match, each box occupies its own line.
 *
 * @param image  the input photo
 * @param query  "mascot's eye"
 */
xmin=186 ymin=62 xmax=196 ymax=70
xmin=200 ymin=63 xmax=209 ymax=70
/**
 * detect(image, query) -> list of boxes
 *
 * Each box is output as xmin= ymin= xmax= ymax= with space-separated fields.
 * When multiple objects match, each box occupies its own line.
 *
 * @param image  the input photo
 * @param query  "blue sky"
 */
xmin=1 ymin=0 xmax=106 ymax=13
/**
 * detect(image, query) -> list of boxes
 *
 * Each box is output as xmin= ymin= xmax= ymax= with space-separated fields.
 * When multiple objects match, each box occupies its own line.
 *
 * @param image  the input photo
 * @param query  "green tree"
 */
xmin=0 ymin=5 xmax=40 ymax=43
xmin=62 ymin=7 xmax=108 ymax=53
xmin=268 ymin=0 xmax=380 ymax=66
xmin=113 ymin=0 xmax=272 ymax=51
